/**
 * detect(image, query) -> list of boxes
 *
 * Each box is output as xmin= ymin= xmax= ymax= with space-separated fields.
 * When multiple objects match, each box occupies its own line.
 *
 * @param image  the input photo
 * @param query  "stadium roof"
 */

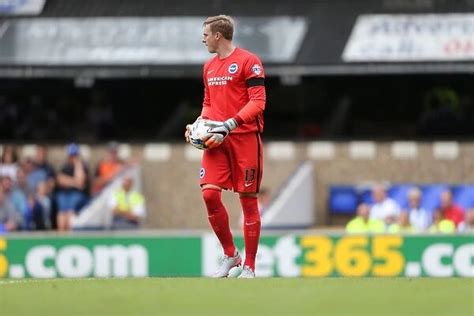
xmin=0 ymin=0 xmax=473 ymax=78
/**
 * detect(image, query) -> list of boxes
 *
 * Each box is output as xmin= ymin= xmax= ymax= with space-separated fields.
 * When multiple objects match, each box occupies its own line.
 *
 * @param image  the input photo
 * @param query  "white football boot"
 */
xmin=238 ymin=266 xmax=256 ymax=278
xmin=212 ymin=252 xmax=242 ymax=278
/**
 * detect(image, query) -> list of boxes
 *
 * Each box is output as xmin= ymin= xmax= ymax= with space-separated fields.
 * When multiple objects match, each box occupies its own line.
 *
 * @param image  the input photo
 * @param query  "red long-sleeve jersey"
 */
xmin=201 ymin=47 xmax=266 ymax=134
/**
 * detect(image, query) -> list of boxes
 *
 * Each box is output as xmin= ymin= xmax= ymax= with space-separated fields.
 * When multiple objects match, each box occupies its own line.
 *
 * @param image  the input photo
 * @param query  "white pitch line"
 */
xmin=0 ymin=278 xmax=97 ymax=285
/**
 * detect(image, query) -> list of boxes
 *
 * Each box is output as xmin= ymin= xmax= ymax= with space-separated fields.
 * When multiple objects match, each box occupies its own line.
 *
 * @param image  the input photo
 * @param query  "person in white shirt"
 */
xmin=0 ymin=145 xmax=19 ymax=182
xmin=406 ymin=187 xmax=431 ymax=232
xmin=370 ymin=183 xmax=401 ymax=226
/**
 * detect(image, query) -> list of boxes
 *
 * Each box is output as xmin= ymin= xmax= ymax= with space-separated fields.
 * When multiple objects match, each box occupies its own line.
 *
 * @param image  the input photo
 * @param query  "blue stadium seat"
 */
xmin=421 ymin=184 xmax=449 ymax=213
xmin=388 ymin=184 xmax=413 ymax=209
xmin=452 ymin=185 xmax=474 ymax=211
xmin=359 ymin=188 xmax=373 ymax=205
xmin=329 ymin=186 xmax=358 ymax=215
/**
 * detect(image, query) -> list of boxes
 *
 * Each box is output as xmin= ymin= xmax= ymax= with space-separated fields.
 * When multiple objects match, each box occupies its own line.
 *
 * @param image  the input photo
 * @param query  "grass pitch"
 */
xmin=1 ymin=277 xmax=473 ymax=316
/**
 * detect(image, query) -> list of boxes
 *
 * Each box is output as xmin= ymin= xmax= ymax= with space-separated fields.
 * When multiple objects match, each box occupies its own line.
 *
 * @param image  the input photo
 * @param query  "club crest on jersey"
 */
xmin=228 ymin=63 xmax=238 ymax=74
xmin=251 ymin=64 xmax=262 ymax=75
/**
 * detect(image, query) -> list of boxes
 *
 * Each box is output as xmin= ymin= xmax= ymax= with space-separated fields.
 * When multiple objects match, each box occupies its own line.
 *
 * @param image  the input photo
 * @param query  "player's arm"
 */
xmin=234 ymin=79 xmax=266 ymax=125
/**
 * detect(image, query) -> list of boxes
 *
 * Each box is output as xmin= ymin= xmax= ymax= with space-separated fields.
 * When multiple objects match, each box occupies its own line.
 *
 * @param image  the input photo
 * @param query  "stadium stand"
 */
xmin=329 ymin=183 xmax=474 ymax=216
xmin=1 ymin=141 xmax=472 ymax=231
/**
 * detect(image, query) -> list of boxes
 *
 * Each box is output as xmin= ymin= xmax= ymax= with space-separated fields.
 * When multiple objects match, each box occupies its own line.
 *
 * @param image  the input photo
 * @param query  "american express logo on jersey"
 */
xmin=207 ymin=76 xmax=233 ymax=86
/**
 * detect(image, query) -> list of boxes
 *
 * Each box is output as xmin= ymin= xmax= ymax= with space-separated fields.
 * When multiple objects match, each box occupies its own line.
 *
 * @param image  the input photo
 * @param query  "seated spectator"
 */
xmin=406 ymin=187 xmax=431 ymax=232
xmin=0 ymin=187 xmax=22 ymax=232
xmin=108 ymin=176 xmax=145 ymax=230
xmin=33 ymin=145 xmax=56 ymax=181
xmin=56 ymin=144 xmax=89 ymax=231
xmin=23 ymin=194 xmax=47 ymax=231
xmin=32 ymin=145 xmax=56 ymax=228
xmin=438 ymin=190 xmax=464 ymax=228
xmin=91 ymin=141 xmax=125 ymax=195
xmin=27 ymin=145 xmax=56 ymax=196
xmin=1 ymin=174 xmax=28 ymax=222
xmin=23 ymin=157 xmax=38 ymax=194
xmin=369 ymin=183 xmax=401 ymax=226
xmin=0 ymin=145 xmax=19 ymax=182
xmin=346 ymin=203 xmax=385 ymax=234
xmin=429 ymin=210 xmax=456 ymax=234
xmin=35 ymin=180 xmax=52 ymax=230
xmin=388 ymin=212 xmax=416 ymax=234
xmin=458 ymin=209 xmax=474 ymax=233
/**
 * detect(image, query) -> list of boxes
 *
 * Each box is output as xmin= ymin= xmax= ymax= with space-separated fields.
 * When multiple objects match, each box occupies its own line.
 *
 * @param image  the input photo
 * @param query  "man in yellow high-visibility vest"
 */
xmin=108 ymin=176 xmax=145 ymax=230
xmin=346 ymin=203 xmax=385 ymax=234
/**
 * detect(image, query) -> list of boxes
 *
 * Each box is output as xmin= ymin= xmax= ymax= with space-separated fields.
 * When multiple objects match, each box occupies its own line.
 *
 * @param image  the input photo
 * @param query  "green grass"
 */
xmin=0 ymin=278 xmax=473 ymax=316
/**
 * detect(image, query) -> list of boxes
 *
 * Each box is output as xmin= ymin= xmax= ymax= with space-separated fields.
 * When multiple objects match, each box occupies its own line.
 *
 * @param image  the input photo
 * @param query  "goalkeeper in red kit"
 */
xmin=185 ymin=15 xmax=266 ymax=278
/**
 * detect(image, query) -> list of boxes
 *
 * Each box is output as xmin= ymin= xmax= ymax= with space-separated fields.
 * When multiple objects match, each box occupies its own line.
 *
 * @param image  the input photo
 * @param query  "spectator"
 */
xmin=438 ymin=190 xmax=464 ymax=228
xmin=108 ymin=176 xmax=145 ymax=230
xmin=32 ymin=145 xmax=57 ymax=228
xmin=91 ymin=141 xmax=125 ymax=195
xmin=28 ymin=145 xmax=56 ymax=195
xmin=405 ymin=187 xmax=431 ymax=232
xmin=388 ymin=212 xmax=415 ymax=234
xmin=35 ymin=180 xmax=52 ymax=229
xmin=23 ymin=193 xmax=48 ymax=231
xmin=369 ymin=183 xmax=401 ymax=226
xmin=1 ymin=175 xmax=28 ymax=222
xmin=458 ymin=209 xmax=474 ymax=233
xmin=429 ymin=210 xmax=456 ymax=234
xmin=0 ymin=187 xmax=22 ymax=232
xmin=56 ymin=143 xmax=89 ymax=231
xmin=0 ymin=145 xmax=19 ymax=182
xmin=22 ymin=157 xmax=38 ymax=194
xmin=346 ymin=203 xmax=385 ymax=234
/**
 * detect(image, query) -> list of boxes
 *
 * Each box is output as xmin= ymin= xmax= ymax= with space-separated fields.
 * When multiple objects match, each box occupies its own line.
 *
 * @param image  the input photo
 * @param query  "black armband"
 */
xmin=246 ymin=78 xmax=265 ymax=87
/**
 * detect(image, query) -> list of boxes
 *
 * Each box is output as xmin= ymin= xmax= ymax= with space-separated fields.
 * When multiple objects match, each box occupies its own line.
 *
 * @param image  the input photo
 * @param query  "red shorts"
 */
xmin=200 ymin=132 xmax=263 ymax=193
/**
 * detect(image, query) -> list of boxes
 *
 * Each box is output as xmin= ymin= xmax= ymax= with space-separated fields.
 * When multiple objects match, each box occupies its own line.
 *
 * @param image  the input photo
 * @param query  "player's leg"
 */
xmin=229 ymin=133 xmax=263 ymax=276
xmin=202 ymin=184 xmax=236 ymax=257
xmin=200 ymin=145 xmax=241 ymax=277
xmin=239 ymin=192 xmax=260 ymax=278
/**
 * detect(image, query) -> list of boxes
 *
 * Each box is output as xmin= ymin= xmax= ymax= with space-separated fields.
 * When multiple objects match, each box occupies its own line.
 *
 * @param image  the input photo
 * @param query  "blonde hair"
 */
xmin=203 ymin=15 xmax=234 ymax=40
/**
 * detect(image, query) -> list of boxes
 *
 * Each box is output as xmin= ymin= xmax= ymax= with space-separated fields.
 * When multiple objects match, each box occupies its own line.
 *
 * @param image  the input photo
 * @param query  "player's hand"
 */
xmin=184 ymin=116 xmax=202 ymax=143
xmin=184 ymin=124 xmax=192 ymax=143
xmin=203 ymin=118 xmax=238 ymax=149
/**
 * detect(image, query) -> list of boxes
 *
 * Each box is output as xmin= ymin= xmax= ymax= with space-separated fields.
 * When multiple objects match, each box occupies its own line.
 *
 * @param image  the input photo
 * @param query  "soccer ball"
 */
xmin=189 ymin=118 xmax=211 ymax=150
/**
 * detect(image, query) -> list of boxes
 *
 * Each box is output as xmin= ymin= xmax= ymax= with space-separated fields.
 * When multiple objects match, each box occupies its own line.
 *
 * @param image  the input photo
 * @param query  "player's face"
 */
xmin=202 ymin=25 xmax=218 ymax=53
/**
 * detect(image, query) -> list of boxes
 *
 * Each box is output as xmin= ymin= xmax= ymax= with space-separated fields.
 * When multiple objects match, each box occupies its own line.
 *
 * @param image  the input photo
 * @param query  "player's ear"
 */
xmin=214 ymin=32 xmax=221 ymax=40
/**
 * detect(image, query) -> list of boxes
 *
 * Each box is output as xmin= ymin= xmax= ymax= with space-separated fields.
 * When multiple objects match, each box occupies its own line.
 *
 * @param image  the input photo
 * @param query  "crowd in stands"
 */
xmin=346 ymin=184 xmax=474 ymax=234
xmin=0 ymin=143 xmax=145 ymax=233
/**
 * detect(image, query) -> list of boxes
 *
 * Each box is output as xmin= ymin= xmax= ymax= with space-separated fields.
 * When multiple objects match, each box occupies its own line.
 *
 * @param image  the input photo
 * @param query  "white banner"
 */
xmin=0 ymin=17 xmax=307 ymax=65
xmin=0 ymin=0 xmax=45 ymax=15
xmin=343 ymin=14 xmax=474 ymax=62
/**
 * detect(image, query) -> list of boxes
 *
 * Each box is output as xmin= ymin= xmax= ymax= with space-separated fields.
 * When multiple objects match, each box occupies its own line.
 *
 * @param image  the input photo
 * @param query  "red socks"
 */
xmin=240 ymin=196 xmax=261 ymax=271
xmin=202 ymin=188 xmax=236 ymax=257
xmin=202 ymin=188 xmax=261 ymax=271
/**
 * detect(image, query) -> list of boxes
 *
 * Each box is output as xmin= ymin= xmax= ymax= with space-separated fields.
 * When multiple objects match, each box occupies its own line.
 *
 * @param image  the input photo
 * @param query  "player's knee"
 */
xmin=239 ymin=192 xmax=257 ymax=198
xmin=202 ymin=188 xmax=223 ymax=215
xmin=240 ymin=196 xmax=261 ymax=222
xmin=243 ymin=208 xmax=260 ymax=223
